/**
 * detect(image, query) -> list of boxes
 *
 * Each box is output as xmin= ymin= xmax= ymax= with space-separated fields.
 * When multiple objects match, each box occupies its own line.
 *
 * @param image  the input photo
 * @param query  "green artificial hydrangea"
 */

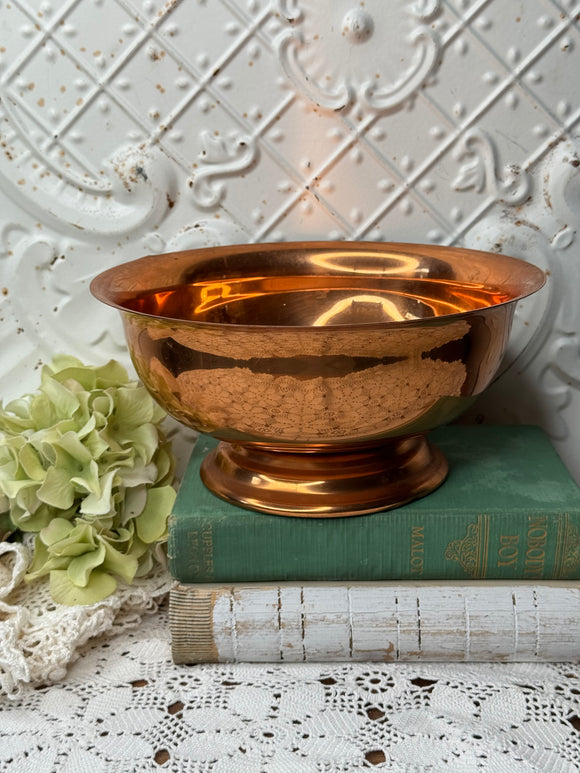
xmin=0 ymin=355 xmax=176 ymax=605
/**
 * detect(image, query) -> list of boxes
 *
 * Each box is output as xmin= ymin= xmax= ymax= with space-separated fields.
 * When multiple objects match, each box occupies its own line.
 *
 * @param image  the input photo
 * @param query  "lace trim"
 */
xmin=0 ymin=538 xmax=171 ymax=698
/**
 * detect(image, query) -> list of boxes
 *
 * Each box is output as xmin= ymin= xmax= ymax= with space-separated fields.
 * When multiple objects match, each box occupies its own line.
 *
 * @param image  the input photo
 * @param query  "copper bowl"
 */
xmin=90 ymin=241 xmax=545 ymax=517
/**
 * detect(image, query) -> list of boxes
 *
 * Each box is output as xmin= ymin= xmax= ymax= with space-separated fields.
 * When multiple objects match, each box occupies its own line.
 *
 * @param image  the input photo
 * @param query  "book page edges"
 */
xmin=169 ymin=581 xmax=580 ymax=663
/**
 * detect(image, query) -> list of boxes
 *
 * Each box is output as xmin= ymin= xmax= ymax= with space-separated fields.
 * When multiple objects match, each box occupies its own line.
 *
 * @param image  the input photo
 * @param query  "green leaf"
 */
xmin=0 ymin=493 xmax=9 ymax=519
xmin=49 ymin=568 xmax=117 ymax=605
xmin=135 ymin=485 xmax=175 ymax=543
xmin=0 ymin=510 xmax=13 ymax=539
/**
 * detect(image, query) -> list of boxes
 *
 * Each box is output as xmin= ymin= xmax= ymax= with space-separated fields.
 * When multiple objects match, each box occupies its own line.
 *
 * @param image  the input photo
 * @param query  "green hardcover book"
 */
xmin=167 ymin=425 xmax=580 ymax=583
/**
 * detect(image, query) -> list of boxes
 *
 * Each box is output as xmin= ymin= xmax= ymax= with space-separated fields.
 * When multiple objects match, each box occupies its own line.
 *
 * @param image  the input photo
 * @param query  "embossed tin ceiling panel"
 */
xmin=0 ymin=0 xmax=579 ymax=479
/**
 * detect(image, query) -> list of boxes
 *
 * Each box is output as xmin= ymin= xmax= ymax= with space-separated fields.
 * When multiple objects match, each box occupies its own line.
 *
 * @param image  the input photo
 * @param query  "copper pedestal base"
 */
xmin=200 ymin=435 xmax=448 ymax=517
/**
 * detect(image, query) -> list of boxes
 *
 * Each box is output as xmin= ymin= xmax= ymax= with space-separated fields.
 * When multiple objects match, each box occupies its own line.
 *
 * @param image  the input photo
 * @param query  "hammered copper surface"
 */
xmin=91 ymin=241 xmax=545 ymax=516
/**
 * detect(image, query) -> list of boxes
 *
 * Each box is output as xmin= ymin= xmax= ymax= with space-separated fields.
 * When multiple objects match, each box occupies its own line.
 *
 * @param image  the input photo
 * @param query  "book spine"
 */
xmin=170 ymin=581 xmax=580 ymax=664
xmin=168 ymin=509 xmax=580 ymax=583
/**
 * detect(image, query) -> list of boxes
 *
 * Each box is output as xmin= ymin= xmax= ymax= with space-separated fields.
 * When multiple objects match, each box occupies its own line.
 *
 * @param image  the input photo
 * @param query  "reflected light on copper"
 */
xmin=313 ymin=295 xmax=409 ymax=326
xmin=309 ymin=250 xmax=422 ymax=275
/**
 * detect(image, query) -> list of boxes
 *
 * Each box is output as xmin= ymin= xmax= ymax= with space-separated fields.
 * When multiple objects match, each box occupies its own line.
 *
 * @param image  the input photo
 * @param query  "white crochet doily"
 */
xmin=1 ymin=543 xmax=580 ymax=773
xmin=0 ymin=538 xmax=172 ymax=699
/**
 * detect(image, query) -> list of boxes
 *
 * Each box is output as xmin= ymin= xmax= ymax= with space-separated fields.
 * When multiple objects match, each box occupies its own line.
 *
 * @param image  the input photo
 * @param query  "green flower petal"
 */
xmin=27 ymin=393 xmax=58 ymax=431
xmin=18 ymin=443 xmax=46 ymax=481
xmin=67 ymin=541 xmax=106 ymax=587
xmin=101 ymin=539 xmax=138 ymax=584
xmin=79 ymin=468 xmax=117 ymax=515
xmin=112 ymin=386 xmax=157 ymax=429
xmin=117 ymin=461 xmax=158 ymax=488
xmin=0 ymin=399 xmax=34 ymax=431
xmin=121 ymin=486 xmax=147 ymax=523
xmin=53 ymin=367 xmax=97 ymax=393
xmin=153 ymin=443 xmax=174 ymax=486
xmin=70 ymin=459 xmax=101 ymax=496
xmin=119 ymin=425 xmax=159 ymax=465
xmin=44 ymin=354 xmax=85 ymax=376
xmin=49 ymin=568 xmax=117 ymax=606
xmin=26 ymin=536 xmax=71 ymax=580
xmin=56 ymin=431 xmax=94 ymax=464
xmin=13 ymin=502 xmax=68 ymax=532
xmin=94 ymin=360 xmax=130 ymax=389
xmin=40 ymin=516 xmax=75 ymax=546
xmin=0 ymin=477 xmax=38 ymax=501
xmin=14 ymin=482 xmax=42 ymax=515
xmin=2 ymin=397 xmax=32 ymax=421
xmin=37 ymin=466 xmax=75 ymax=509
xmin=90 ymin=392 xmax=114 ymax=419
xmin=83 ymin=428 xmax=109 ymax=460
xmin=41 ymin=378 xmax=80 ymax=419
xmin=135 ymin=485 xmax=175 ymax=543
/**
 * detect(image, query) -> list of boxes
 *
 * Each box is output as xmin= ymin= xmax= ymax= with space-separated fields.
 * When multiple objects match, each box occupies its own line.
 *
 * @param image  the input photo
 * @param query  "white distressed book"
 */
xmin=170 ymin=581 xmax=580 ymax=664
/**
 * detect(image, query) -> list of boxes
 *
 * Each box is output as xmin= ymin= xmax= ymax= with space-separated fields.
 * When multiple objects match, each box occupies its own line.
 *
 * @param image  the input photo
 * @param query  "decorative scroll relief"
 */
xmin=453 ymin=128 xmax=531 ymax=206
xmin=273 ymin=0 xmax=442 ymax=112
xmin=188 ymin=130 xmax=259 ymax=209
xmin=0 ymin=96 xmax=176 ymax=236
xmin=534 ymin=140 xmax=580 ymax=440
xmin=1 ymin=211 xmax=251 ymax=376
xmin=461 ymin=136 xmax=580 ymax=451
xmin=3 ymin=233 xmax=128 ymax=362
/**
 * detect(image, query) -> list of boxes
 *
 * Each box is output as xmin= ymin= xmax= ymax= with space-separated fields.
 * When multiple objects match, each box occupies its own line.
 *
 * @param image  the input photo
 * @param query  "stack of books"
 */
xmin=167 ymin=425 xmax=580 ymax=663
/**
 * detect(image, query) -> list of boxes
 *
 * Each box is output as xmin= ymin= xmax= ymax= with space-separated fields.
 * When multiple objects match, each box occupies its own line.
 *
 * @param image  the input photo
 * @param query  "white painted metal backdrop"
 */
xmin=0 ymin=0 xmax=579 ymax=480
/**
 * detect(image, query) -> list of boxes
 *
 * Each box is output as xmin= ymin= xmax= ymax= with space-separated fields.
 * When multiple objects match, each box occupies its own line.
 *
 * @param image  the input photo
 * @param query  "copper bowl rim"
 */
xmin=90 ymin=240 xmax=547 ymax=332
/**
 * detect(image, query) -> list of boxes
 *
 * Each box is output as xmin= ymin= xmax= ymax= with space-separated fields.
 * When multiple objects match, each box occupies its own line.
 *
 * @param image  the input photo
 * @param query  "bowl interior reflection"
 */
xmin=122 ymin=273 xmax=517 ymax=327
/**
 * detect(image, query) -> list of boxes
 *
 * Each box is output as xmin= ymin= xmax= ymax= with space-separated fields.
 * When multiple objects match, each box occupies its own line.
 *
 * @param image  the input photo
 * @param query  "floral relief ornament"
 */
xmin=274 ymin=0 xmax=442 ymax=111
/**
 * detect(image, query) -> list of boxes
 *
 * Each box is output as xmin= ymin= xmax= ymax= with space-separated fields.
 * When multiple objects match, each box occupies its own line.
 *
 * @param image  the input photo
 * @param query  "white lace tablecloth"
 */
xmin=2 ymin=597 xmax=580 ymax=772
